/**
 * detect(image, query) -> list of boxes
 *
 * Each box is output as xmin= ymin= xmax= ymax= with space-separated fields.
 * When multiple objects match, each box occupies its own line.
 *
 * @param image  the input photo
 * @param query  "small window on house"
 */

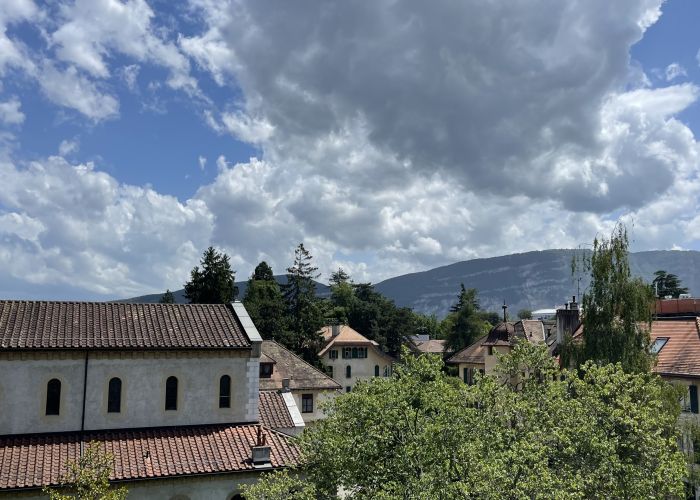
xmin=651 ymin=337 xmax=669 ymax=355
xmin=46 ymin=379 xmax=61 ymax=415
xmin=329 ymin=350 xmax=338 ymax=360
xmin=487 ymin=346 xmax=493 ymax=356
xmin=219 ymin=375 xmax=231 ymax=408
xmin=680 ymin=385 xmax=699 ymax=414
xmin=107 ymin=377 xmax=122 ymax=413
xmin=351 ymin=347 xmax=358 ymax=359
xmin=359 ymin=347 xmax=367 ymax=359
xmin=346 ymin=365 xmax=351 ymax=378
xmin=302 ymin=393 xmax=313 ymax=413
xmin=342 ymin=347 xmax=352 ymax=359
xmin=346 ymin=386 xmax=351 ymax=393
xmin=384 ymin=365 xmax=390 ymax=377
xmin=375 ymin=365 xmax=380 ymax=377
xmin=260 ymin=363 xmax=273 ymax=378
xmin=165 ymin=376 xmax=178 ymax=411
xmin=326 ymin=365 xmax=334 ymax=378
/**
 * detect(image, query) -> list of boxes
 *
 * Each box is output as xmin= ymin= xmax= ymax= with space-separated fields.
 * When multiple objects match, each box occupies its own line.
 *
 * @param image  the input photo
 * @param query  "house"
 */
xmin=408 ymin=335 xmax=450 ymax=359
xmin=259 ymin=340 xmax=341 ymax=423
xmin=0 ymin=300 xmax=299 ymax=499
xmin=318 ymin=325 xmax=394 ymax=392
xmin=447 ymin=319 xmax=547 ymax=383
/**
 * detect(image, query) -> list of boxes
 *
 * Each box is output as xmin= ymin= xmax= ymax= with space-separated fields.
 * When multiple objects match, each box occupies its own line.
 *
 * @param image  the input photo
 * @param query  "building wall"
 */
xmin=0 ymin=350 xmax=259 ymax=435
xmin=483 ymin=345 xmax=511 ymax=375
xmin=321 ymin=347 xmax=392 ymax=392
xmin=290 ymin=388 xmax=337 ymax=423
xmin=456 ymin=362 xmax=485 ymax=385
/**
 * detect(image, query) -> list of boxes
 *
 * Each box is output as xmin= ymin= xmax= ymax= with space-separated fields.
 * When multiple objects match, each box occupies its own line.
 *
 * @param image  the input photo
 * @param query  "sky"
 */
xmin=0 ymin=0 xmax=699 ymax=301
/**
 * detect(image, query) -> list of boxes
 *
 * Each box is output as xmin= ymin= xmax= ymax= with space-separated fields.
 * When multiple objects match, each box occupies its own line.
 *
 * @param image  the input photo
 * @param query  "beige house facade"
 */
xmin=318 ymin=325 xmax=394 ymax=392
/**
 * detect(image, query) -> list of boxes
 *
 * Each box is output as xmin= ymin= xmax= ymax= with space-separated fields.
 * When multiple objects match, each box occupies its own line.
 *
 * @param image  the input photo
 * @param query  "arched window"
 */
xmin=46 ymin=379 xmax=61 ymax=415
xmin=345 ymin=365 xmax=351 ymax=378
xmin=374 ymin=365 xmax=380 ymax=377
xmin=165 ymin=376 xmax=178 ymax=411
xmin=219 ymin=375 xmax=231 ymax=408
xmin=108 ymin=377 xmax=122 ymax=413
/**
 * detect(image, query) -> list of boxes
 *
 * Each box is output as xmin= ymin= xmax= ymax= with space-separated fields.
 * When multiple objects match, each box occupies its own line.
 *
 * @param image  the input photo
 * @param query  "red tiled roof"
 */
xmin=260 ymin=340 xmax=341 ymax=391
xmin=258 ymin=391 xmax=295 ymax=429
xmin=0 ymin=424 xmax=299 ymax=490
xmin=0 ymin=301 xmax=250 ymax=350
xmin=651 ymin=318 xmax=700 ymax=378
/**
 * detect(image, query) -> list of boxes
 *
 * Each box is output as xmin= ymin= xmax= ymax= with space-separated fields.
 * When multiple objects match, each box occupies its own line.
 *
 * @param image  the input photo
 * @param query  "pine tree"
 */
xmin=183 ymin=247 xmax=236 ymax=304
xmin=566 ymin=224 xmax=654 ymax=373
xmin=281 ymin=244 xmax=324 ymax=364
xmin=159 ymin=289 xmax=175 ymax=304
xmin=243 ymin=262 xmax=288 ymax=342
xmin=444 ymin=285 xmax=487 ymax=352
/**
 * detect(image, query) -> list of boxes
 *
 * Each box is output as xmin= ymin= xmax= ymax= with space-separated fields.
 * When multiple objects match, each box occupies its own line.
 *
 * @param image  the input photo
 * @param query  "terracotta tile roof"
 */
xmin=515 ymin=320 xmax=546 ymax=344
xmin=0 ymin=424 xmax=299 ymax=490
xmin=0 ymin=301 xmax=251 ymax=350
xmin=651 ymin=318 xmax=700 ymax=378
xmin=318 ymin=325 xmax=393 ymax=361
xmin=412 ymin=339 xmax=448 ymax=355
xmin=258 ymin=391 xmax=295 ymax=429
xmin=482 ymin=322 xmax=516 ymax=346
xmin=446 ymin=335 xmax=488 ymax=365
xmin=259 ymin=341 xmax=340 ymax=391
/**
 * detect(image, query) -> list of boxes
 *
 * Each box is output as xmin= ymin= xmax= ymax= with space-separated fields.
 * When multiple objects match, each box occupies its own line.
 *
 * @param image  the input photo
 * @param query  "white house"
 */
xmin=318 ymin=325 xmax=394 ymax=392
xmin=0 ymin=300 xmax=299 ymax=499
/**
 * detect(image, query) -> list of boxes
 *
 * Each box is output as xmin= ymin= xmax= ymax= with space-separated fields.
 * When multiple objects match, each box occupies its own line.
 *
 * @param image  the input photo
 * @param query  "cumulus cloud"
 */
xmin=0 ymin=97 xmax=24 ymax=124
xmin=665 ymin=62 xmax=687 ymax=81
xmin=0 ymin=156 xmax=214 ymax=296
xmin=58 ymin=139 xmax=79 ymax=156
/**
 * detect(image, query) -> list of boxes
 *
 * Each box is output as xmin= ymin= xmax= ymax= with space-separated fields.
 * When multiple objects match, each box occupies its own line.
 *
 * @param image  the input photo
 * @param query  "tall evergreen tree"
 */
xmin=183 ymin=247 xmax=236 ymax=304
xmin=159 ymin=289 xmax=175 ymax=304
xmin=444 ymin=284 xmax=488 ymax=352
xmin=243 ymin=262 xmax=288 ymax=342
xmin=566 ymin=224 xmax=654 ymax=373
xmin=282 ymin=244 xmax=324 ymax=364
xmin=652 ymin=270 xmax=689 ymax=298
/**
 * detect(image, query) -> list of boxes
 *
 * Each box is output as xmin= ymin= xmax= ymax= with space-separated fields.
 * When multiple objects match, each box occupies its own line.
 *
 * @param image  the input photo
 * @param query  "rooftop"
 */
xmin=0 ymin=300 xmax=252 ymax=350
xmin=260 ymin=340 xmax=341 ymax=391
xmin=650 ymin=318 xmax=700 ymax=378
xmin=0 ymin=424 xmax=299 ymax=491
xmin=258 ymin=391 xmax=296 ymax=430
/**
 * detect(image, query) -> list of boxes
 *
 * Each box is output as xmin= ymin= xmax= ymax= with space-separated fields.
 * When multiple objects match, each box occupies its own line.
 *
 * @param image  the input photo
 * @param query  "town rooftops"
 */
xmin=318 ymin=325 xmax=393 ymax=360
xmin=446 ymin=334 xmax=488 ymax=365
xmin=258 ymin=391 xmax=299 ymax=430
xmin=411 ymin=338 xmax=448 ymax=356
xmin=0 ymin=300 xmax=254 ymax=350
xmin=260 ymin=340 xmax=341 ymax=391
xmin=650 ymin=318 xmax=700 ymax=378
xmin=0 ymin=424 xmax=299 ymax=491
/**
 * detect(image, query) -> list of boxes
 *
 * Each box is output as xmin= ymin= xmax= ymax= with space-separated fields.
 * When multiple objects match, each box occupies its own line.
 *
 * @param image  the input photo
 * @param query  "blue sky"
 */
xmin=0 ymin=0 xmax=699 ymax=300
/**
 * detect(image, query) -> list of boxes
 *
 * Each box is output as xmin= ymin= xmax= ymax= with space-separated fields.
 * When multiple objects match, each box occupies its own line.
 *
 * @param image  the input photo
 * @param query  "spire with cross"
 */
xmin=502 ymin=300 xmax=508 ymax=323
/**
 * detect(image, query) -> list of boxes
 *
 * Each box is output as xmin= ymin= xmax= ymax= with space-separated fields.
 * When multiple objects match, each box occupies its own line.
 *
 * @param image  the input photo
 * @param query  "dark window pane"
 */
xmin=302 ymin=393 xmax=313 ymax=413
xmin=46 ymin=379 xmax=61 ymax=415
xmin=165 ymin=376 xmax=178 ymax=411
xmin=260 ymin=363 xmax=273 ymax=378
xmin=108 ymin=377 xmax=122 ymax=413
xmin=374 ymin=365 xmax=380 ymax=377
xmin=219 ymin=375 xmax=231 ymax=408
xmin=346 ymin=365 xmax=351 ymax=378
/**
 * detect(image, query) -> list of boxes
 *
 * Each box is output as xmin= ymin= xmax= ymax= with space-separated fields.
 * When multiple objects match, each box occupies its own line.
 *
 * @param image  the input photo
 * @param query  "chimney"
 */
xmin=281 ymin=378 xmax=290 ymax=392
xmin=252 ymin=427 xmax=271 ymax=467
xmin=331 ymin=324 xmax=341 ymax=337
xmin=556 ymin=297 xmax=580 ymax=346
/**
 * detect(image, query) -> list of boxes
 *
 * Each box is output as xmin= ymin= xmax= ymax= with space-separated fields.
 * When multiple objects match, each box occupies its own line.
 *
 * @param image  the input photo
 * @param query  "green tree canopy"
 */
xmin=566 ymin=224 xmax=655 ymax=373
xmin=517 ymin=308 xmax=532 ymax=319
xmin=159 ymin=289 xmax=175 ymax=304
xmin=183 ymin=246 xmax=236 ymax=304
xmin=443 ymin=284 xmax=489 ymax=352
xmin=282 ymin=244 xmax=325 ymax=364
xmin=243 ymin=261 xmax=288 ymax=343
xmin=653 ymin=270 xmax=689 ymax=298
xmin=243 ymin=343 xmax=685 ymax=499
xmin=43 ymin=443 xmax=127 ymax=500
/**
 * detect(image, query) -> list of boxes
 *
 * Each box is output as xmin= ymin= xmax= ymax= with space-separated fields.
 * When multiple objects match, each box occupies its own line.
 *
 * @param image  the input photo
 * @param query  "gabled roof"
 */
xmin=318 ymin=325 xmax=393 ymax=360
xmin=260 ymin=340 xmax=341 ymax=391
xmin=0 ymin=424 xmax=299 ymax=491
xmin=515 ymin=320 xmax=546 ymax=344
xmin=650 ymin=318 xmax=700 ymax=378
xmin=412 ymin=339 xmax=448 ymax=355
xmin=258 ymin=391 xmax=296 ymax=429
xmin=446 ymin=334 xmax=488 ymax=365
xmin=0 ymin=301 xmax=252 ymax=350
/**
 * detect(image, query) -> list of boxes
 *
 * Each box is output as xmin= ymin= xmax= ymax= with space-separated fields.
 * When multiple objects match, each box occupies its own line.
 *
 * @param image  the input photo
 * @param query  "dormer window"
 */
xmin=260 ymin=363 xmax=273 ymax=378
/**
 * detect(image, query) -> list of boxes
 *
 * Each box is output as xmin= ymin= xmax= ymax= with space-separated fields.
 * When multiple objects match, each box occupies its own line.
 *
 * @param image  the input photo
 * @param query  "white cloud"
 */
xmin=58 ymin=139 xmax=79 ymax=156
xmin=0 ymin=97 xmax=24 ymax=124
xmin=0 ymin=0 xmax=38 ymax=75
xmin=665 ymin=62 xmax=687 ymax=81
xmin=0 ymin=156 xmax=214 ymax=296
xmin=198 ymin=155 xmax=207 ymax=171
xmin=38 ymin=63 xmax=119 ymax=120
xmin=120 ymin=64 xmax=140 ymax=91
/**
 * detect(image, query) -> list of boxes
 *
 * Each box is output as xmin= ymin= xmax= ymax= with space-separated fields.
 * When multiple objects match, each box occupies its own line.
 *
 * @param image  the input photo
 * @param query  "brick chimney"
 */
xmin=252 ymin=426 xmax=271 ymax=467
xmin=556 ymin=296 xmax=580 ymax=346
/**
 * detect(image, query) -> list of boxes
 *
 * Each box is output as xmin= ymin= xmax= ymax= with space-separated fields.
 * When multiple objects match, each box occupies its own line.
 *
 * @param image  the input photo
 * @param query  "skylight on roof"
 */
xmin=650 ymin=337 xmax=669 ymax=355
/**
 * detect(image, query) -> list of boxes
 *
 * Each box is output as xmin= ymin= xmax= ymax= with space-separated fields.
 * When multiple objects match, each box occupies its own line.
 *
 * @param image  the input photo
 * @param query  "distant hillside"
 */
xmin=121 ymin=276 xmax=330 ymax=304
xmin=374 ymin=250 xmax=700 ymax=318
xmin=121 ymin=249 xmax=699 ymax=319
